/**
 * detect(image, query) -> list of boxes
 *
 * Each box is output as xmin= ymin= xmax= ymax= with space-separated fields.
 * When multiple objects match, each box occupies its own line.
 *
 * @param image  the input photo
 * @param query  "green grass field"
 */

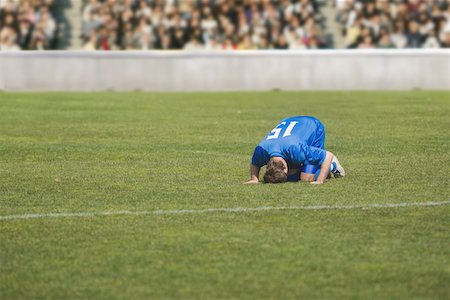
xmin=1 ymin=91 xmax=449 ymax=299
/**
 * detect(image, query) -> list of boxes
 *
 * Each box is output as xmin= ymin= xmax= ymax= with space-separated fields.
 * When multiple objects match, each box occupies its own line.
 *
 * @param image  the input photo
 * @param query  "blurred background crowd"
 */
xmin=81 ymin=0 xmax=330 ymax=50
xmin=0 ymin=0 xmax=57 ymax=50
xmin=337 ymin=0 xmax=450 ymax=48
xmin=1 ymin=0 xmax=449 ymax=51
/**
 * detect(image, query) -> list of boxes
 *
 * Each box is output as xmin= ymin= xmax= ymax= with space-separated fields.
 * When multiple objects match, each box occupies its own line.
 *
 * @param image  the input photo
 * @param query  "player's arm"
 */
xmin=244 ymin=164 xmax=260 ymax=184
xmin=311 ymin=151 xmax=333 ymax=185
xmin=245 ymin=146 xmax=269 ymax=184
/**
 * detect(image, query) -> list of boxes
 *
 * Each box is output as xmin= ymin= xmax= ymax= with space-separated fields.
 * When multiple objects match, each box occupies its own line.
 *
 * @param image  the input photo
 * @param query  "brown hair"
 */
xmin=263 ymin=159 xmax=287 ymax=183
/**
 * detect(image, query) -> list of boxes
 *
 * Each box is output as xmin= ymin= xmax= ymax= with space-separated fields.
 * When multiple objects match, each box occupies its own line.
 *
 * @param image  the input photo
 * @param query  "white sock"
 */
xmin=330 ymin=162 xmax=336 ymax=172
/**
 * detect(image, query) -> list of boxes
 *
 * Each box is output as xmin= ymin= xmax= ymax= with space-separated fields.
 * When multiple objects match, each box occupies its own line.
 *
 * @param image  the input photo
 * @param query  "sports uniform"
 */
xmin=251 ymin=116 xmax=328 ymax=181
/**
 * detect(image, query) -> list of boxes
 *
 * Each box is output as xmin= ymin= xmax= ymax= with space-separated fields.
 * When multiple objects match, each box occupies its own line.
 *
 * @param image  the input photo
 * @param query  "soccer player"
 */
xmin=245 ymin=116 xmax=345 ymax=185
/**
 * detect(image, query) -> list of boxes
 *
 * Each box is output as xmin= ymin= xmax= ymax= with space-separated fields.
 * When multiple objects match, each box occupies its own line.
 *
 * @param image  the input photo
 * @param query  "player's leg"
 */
xmin=300 ymin=159 xmax=344 ymax=181
xmin=300 ymin=164 xmax=331 ymax=182
xmin=312 ymin=120 xmax=345 ymax=178
xmin=299 ymin=122 xmax=330 ymax=181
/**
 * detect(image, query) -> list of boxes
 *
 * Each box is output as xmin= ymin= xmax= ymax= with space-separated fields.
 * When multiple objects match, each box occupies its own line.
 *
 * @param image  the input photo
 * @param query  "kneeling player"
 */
xmin=245 ymin=116 xmax=345 ymax=185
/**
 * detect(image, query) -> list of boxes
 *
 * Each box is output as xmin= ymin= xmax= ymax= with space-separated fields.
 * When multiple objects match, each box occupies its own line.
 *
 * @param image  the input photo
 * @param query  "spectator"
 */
xmin=358 ymin=35 xmax=375 ymax=49
xmin=184 ymin=35 xmax=204 ymax=50
xmin=29 ymin=27 xmax=48 ymax=50
xmin=222 ymin=37 xmax=237 ymax=50
xmin=238 ymin=34 xmax=256 ymax=50
xmin=83 ymin=28 xmax=98 ymax=50
xmin=97 ymin=26 xmax=111 ymax=50
xmin=204 ymin=36 xmax=221 ymax=50
xmin=1 ymin=30 xmax=20 ymax=51
xmin=377 ymin=31 xmax=394 ymax=49
xmin=406 ymin=20 xmax=422 ymax=48
xmin=345 ymin=16 xmax=361 ymax=46
xmin=274 ymin=34 xmax=288 ymax=49
xmin=422 ymin=31 xmax=440 ymax=48
xmin=17 ymin=20 xmax=33 ymax=48
xmin=442 ymin=32 xmax=450 ymax=48
xmin=391 ymin=20 xmax=408 ymax=48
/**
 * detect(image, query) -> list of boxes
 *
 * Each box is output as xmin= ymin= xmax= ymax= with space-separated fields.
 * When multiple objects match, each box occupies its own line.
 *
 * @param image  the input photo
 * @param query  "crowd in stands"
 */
xmin=0 ymin=0 xmax=57 ymax=50
xmin=81 ymin=0 xmax=330 ymax=50
xmin=2 ymin=0 xmax=450 ymax=51
xmin=336 ymin=0 xmax=450 ymax=48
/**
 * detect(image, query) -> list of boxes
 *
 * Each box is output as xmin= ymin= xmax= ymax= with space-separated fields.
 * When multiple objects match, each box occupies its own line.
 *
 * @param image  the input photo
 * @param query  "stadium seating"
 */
xmin=80 ymin=0 xmax=330 ymax=50
xmin=335 ymin=0 xmax=450 ymax=48
xmin=2 ymin=0 xmax=449 ymax=51
xmin=0 ymin=0 xmax=58 ymax=50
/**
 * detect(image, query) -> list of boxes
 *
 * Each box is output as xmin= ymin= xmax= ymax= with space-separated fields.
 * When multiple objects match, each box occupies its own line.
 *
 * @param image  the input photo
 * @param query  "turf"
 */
xmin=0 ymin=91 xmax=449 ymax=299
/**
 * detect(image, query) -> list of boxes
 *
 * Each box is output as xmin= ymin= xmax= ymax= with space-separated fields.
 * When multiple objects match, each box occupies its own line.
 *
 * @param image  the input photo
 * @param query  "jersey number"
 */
xmin=266 ymin=121 xmax=298 ymax=140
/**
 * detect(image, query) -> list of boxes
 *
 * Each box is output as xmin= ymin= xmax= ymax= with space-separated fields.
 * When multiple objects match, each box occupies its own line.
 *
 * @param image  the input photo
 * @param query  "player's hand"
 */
xmin=244 ymin=179 xmax=259 ymax=184
xmin=310 ymin=180 xmax=324 ymax=185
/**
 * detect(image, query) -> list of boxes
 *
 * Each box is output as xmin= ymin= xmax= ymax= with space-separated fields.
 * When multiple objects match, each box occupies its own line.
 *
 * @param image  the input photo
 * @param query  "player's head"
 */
xmin=263 ymin=157 xmax=288 ymax=183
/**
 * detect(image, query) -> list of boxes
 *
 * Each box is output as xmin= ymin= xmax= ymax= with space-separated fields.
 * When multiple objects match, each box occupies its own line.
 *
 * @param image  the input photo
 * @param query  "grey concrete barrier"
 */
xmin=0 ymin=50 xmax=449 ymax=91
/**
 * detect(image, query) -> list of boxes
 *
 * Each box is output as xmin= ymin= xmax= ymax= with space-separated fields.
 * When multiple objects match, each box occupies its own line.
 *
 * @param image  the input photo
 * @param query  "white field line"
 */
xmin=1 ymin=200 xmax=449 ymax=221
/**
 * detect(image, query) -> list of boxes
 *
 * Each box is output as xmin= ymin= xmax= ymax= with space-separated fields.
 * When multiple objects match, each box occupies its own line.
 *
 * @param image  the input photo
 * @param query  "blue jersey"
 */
xmin=251 ymin=116 xmax=327 ymax=169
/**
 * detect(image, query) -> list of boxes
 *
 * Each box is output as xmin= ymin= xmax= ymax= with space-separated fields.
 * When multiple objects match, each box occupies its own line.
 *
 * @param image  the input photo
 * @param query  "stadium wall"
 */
xmin=0 ymin=50 xmax=449 ymax=91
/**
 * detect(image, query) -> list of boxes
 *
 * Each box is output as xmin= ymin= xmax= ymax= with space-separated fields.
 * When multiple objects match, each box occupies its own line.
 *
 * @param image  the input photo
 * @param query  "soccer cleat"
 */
xmin=331 ymin=155 xmax=345 ymax=178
